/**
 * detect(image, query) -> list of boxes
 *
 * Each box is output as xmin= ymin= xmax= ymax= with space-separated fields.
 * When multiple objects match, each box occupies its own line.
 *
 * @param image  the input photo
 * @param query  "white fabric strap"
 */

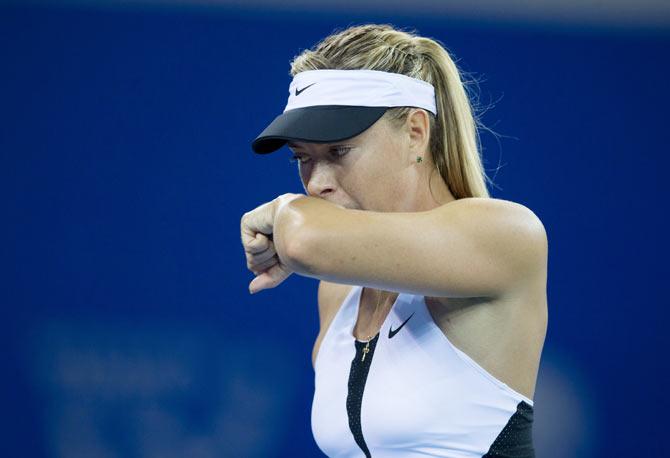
xmin=284 ymin=69 xmax=437 ymax=116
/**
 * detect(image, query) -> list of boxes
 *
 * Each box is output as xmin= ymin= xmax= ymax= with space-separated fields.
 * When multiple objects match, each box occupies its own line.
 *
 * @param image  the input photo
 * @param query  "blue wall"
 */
xmin=2 ymin=4 xmax=668 ymax=457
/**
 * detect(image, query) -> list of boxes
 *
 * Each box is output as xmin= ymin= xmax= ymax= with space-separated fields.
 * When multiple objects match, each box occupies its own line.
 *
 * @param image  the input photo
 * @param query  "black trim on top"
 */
xmin=346 ymin=332 xmax=380 ymax=458
xmin=482 ymin=400 xmax=535 ymax=457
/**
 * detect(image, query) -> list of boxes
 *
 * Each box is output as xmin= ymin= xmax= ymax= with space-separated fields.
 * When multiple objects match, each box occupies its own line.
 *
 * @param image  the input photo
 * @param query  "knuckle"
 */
xmin=241 ymin=211 xmax=253 ymax=225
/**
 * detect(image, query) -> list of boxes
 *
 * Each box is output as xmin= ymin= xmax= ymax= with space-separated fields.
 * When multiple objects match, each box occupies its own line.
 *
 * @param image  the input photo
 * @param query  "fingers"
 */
xmin=249 ymin=259 xmax=292 ymax=294
xmin=241 ymin=200 xmax=295 ymax=294
xmin=246 ymin=232 xmax=271 ymax=254
xmin=241 ymin=213 xmax=273 ymax=255
xmin=246 ymin=234 xmax=277 ymax=273
xmin=251 ymin=254 xmax=278 ymax=275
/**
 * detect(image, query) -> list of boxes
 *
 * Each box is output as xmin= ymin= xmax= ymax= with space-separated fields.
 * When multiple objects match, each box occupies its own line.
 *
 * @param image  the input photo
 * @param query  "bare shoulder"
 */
xmin=317 ymin=280 xmax=354 ymax=332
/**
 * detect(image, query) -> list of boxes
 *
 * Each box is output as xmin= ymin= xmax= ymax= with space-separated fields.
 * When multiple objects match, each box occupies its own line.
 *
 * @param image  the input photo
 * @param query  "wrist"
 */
xmin=273 ymin=193 xmax=305 ymax=225
xmin=272 ymin=193 xmax=306 ymax=268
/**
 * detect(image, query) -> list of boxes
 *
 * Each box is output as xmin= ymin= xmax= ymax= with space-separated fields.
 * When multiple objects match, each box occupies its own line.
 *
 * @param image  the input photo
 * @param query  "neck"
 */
xmin=399 ymin=162 xmax=456 ymax=212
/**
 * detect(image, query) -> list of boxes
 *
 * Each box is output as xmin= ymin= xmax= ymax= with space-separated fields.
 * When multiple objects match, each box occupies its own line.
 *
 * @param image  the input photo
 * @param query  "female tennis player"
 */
xmin=240 ymin=24 xmax=547 ymax=458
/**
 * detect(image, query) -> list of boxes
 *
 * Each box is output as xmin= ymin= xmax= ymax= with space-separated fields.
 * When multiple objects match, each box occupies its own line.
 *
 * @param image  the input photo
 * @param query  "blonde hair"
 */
xmin=289 ymin=23 xmax=495 ymax=199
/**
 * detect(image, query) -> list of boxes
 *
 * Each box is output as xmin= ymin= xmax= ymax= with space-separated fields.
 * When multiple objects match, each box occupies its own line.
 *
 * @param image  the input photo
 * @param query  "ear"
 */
xmin=406 ymin=108 xmax=431 ymax=159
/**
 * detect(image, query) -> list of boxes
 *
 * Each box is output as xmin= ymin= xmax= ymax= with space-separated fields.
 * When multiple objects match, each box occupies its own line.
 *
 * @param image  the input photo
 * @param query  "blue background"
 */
xmin=2 ymin=3 xmax=668 ymax=457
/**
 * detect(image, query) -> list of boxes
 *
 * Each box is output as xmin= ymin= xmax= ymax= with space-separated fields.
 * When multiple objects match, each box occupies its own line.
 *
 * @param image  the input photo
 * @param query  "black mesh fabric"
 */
xmin=482 ymin=400 xmax=535 ymax=457
xmin=346 ymin=332 xmax=380 ymax=458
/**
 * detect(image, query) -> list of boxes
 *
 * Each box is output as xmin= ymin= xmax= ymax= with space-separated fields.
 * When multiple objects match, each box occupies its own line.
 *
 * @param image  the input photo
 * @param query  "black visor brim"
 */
xmin=251 ymin=105 xmax=388 ymax=154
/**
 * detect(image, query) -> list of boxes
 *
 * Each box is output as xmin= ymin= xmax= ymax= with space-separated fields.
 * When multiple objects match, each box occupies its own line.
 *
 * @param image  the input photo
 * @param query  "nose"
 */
xmin=305 ymin=162 xmax=336 ymax=198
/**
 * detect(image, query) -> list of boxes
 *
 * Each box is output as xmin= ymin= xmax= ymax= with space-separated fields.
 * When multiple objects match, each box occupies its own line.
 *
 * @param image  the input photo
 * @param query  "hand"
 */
xmin=241 ymin=193 xmax=304 ymax=294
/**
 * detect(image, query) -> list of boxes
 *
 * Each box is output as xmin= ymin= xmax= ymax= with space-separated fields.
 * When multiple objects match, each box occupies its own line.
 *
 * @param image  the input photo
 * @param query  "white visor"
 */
xmin=284 ymin=69 xmax=437 ymax=115
xmin=252 ymin=69 xmax=437 ymax=154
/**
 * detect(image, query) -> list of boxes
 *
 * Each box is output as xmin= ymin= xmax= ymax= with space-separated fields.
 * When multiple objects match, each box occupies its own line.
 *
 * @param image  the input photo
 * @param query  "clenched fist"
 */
xmin=241 ymin=193 xmax=304 ymax=294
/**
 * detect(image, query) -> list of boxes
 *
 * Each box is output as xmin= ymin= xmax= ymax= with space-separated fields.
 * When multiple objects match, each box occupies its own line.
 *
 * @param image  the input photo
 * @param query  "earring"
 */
xmin=416 ymin=156 xmax=423 ymax=163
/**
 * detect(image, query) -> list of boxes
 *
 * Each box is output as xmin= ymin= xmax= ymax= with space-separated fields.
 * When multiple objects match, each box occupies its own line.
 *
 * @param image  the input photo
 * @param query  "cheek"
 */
xmin=298 ymin=164 xmax=311 ymax=182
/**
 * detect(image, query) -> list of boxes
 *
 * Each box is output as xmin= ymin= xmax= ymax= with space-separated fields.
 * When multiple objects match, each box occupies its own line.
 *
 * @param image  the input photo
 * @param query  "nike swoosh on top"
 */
xmin=388 ymin=312 xmax=415 ymax=338
xmin=295 ymin=82 xmax=316 ymax=96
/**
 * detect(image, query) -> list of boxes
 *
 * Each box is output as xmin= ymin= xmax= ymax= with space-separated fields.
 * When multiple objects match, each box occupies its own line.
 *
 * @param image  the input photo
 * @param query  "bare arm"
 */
xmin=282 ymin=196 xmax=547 ymax=300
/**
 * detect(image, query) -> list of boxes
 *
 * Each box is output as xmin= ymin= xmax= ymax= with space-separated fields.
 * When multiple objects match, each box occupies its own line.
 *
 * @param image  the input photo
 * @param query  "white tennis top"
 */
xmin=311 ymin=285 xmax=535 ymax=458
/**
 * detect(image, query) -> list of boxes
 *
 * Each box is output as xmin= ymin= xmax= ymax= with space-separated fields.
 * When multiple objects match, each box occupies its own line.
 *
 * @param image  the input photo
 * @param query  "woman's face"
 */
xmin=287 ymin=114 xmax=419 ymax=212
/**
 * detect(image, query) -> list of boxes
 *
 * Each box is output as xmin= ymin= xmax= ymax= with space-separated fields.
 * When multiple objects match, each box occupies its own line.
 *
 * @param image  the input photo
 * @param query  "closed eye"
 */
xmin=288 ymin=146 xmax=351 ymax=164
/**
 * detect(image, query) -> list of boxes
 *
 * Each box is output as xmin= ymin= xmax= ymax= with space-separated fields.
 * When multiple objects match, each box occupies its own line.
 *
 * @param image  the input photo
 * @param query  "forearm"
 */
xmin=275 ymin=196 xmax=439 ymax=292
